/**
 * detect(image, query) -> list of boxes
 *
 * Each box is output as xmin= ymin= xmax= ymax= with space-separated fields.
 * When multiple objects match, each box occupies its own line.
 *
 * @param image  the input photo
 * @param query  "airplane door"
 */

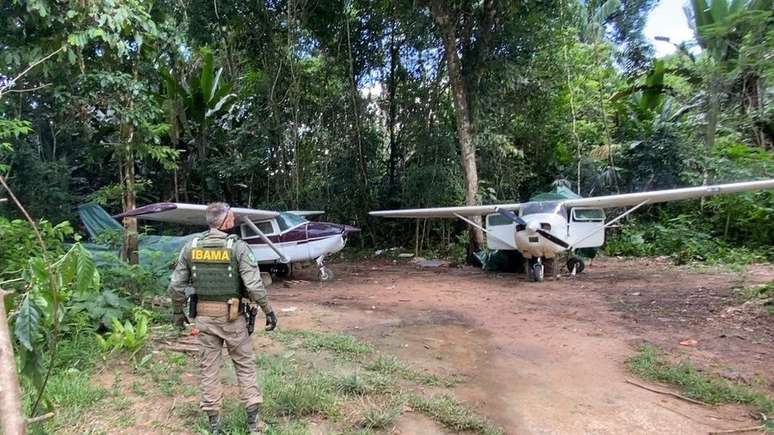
xmin=567 ymin=208 xmax=606 ymax=248
xmin=241 ymin=220 xmax=282 ymax=262
xmin=279 ymin=224 xmax=311 ymax=262
xmin=485 ymin=213 xmax=517 ymax=249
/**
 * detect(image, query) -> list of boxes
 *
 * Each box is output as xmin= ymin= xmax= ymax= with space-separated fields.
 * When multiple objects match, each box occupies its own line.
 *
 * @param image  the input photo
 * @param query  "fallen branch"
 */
xmin=654 ymin=403 xmax=705 ymax=424
xmin=708 ymin=426 xmax=764 ymax=434
xmin=625 ymin=378 xmax=709 ymax=406
xmin=27 ymin=412 xmax=55 ymax=424
xmin=166 ymin=398 xmax=177 ymax=422
xmin=159 ymin=344 xmax=199 ymax=353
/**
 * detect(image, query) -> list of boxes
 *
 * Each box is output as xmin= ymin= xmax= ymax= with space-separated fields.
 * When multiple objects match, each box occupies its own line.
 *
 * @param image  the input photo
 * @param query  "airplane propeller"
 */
xmin=495 ymin=207 xmax=570 ymax=249
xmin=495 ymin=207 xmax=527 ymax=227
xmin=535 ymin=229 xmax=570 ymax=249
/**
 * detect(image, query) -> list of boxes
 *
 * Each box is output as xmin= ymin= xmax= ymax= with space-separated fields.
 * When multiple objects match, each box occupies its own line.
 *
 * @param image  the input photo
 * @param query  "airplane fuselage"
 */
xmin=485 ymin=202 xmax=606 ymax=259
xmin=242 ymin=220 xmax=355 ymax=264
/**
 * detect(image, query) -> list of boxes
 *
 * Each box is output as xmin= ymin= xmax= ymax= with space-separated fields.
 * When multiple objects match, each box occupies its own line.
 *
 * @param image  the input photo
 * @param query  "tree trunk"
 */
xmin=706 ymin=73 xmax=719 ymax=151
xmin=120 ymin=103 xmax=139 ymax=265
xmin=344 ymin=3 xmax=372 ymax=217
xmin=429 ymin=0 xmax=484 ymax=250
xmin=0 ymin=288 xmax=26 ymax=435
xmin=387 ymin=19 xmax=399 ymax=198
xmin=121 ymin=149 xmax=139 ymax=265
xmin=703 ymin=69 xmax=721 ymax=206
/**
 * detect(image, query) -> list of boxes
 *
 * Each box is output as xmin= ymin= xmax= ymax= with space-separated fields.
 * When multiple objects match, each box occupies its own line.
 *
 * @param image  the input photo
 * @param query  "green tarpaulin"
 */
xmin=78 ymin=203 xmax=194 ymax=269
xmin=529 ymin=185 xmax=581 ymax=202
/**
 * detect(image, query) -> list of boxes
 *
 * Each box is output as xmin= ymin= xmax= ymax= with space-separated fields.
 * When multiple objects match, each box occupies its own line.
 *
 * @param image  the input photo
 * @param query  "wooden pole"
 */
xmin=0 ymin=288 xmax=26 ymax=435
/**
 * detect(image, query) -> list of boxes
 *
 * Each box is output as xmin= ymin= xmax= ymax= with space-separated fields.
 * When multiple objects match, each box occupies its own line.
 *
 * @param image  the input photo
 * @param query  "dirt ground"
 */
xmin=84 ymin=256 xmax=773 ymax=435
xmin=269 ymin=256 xmax=774 ymax=435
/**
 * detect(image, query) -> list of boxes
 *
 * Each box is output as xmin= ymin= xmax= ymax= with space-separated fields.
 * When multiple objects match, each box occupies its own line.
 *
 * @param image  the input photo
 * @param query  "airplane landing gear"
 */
xmin=316 ymin=255 xmax=334 ymax=282
xmin=318 ymin=266 xmax=334 ymax=282
xmin=566 ymin=257 xmax=585 ymax=275
xmin=529 ymin=258 xmax=544 ymax=282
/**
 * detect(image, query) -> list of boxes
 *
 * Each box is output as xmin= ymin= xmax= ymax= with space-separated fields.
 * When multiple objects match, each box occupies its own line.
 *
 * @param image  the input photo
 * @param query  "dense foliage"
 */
xmin=1 ymin=1 xmax=772 ymax=253
xmin=0 ymin=0 xmax=772 ymax=424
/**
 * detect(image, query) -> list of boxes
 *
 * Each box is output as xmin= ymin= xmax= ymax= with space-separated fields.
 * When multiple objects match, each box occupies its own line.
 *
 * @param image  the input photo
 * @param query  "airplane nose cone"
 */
xmin=527 ymin=221 xmax=540 ymax=232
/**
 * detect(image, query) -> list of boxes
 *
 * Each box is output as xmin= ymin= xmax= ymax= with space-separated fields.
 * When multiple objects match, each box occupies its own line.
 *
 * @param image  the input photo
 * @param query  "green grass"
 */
xmin=191 ymin=398 xmax=313 ymax=435
xmin=336 ymin=371 xmax=396 ymax=396
xmin=360 ymin=403 xmax=401 ymax=429
xmin=141 ymin=351 xmax=187 ymax=396
xmin=266 ymin=422 xmax=312 ymax=435
xmin=25 ymin=369 xmax=108 ymax=433
xmin=263 ymin=372 xmax=338 ymax=417
xmin=407 ymin=394 xmax=504 ymax=435
xmin=255 ymin=354 xmax=339 ymax=418
xmin=736 ymin=281 xmax=774 ymax=314
xmin=365 ymin=354 xmax=455 ymax=387
xmin=192 ymin=399 xmax=248 ymax=434
xmin=45 ymin=325 xmax=487 ymax=434
xmin=272 ymin=329 xmax=374 ymax=358
xmin=628 ymin=345 xmax=774 ymax=415
xmin=53 ymin=331 xmax=102 ymax=371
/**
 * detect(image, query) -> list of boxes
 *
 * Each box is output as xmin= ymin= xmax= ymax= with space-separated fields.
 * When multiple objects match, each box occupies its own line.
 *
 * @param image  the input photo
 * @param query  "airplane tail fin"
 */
xmin=77 ymin=203 xmax=123 ymax=239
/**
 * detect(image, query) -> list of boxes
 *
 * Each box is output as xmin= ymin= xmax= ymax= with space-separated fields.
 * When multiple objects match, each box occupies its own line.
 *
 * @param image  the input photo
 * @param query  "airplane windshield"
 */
xmin=277 ymin=212 xmax=308 ymax=231
xmin=520 ymin=201 xmax=565 ymax=216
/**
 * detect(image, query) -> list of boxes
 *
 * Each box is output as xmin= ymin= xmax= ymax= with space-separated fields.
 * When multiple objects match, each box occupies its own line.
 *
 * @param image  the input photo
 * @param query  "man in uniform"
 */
xmin=169 ymin=202 xmax=278 ymax=434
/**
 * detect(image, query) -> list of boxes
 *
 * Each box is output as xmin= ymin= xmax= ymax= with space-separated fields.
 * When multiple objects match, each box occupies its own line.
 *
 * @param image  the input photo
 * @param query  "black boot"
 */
xmin=208 ymin=413 xmax=222 ymax=435
xmin=246 ymin=405 xmax=266 ymax=434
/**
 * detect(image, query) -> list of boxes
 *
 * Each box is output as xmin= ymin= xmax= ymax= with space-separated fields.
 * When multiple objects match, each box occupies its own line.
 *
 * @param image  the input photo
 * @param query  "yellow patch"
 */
xmin=191 ymin=248 xmax=230 ymax=263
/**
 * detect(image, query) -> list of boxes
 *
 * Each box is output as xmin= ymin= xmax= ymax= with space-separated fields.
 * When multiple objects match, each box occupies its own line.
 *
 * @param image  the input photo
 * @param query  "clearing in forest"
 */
xmin=31 ymin=257 xmax=774 ymax=434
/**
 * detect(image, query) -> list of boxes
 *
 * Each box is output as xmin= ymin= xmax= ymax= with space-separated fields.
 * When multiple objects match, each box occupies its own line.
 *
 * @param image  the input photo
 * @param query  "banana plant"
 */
xmin=686 ymin=0 xmax=771 ymax=149
xmin=161 ymin=47 xmax=236 ymax=159
xmin=578 ymin=0 xmax=622 ymax=44
xmin=688 ymin=0 xmax=771 ymax=66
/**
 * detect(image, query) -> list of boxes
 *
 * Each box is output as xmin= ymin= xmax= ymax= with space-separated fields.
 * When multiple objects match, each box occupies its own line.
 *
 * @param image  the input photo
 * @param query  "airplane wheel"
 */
xmin=566 ymin=257 xmax=585 ymax=274
xmin=318 ymin=266 xmax=334 ymax=282
xmin=531 ymin=263 xmax=544 ymax=282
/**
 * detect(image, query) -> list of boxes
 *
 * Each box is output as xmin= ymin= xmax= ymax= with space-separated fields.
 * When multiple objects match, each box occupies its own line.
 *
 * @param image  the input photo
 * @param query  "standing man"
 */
xmin=169 ymin=202 xmax=278 ymax=435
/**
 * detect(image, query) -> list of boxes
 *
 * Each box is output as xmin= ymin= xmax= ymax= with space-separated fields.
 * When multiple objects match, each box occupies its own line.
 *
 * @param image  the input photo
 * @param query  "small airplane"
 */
xmin=79 ymin=202 xmax=359 ymax=281
xmin=370 ymin=179 xmax=774 ymax=282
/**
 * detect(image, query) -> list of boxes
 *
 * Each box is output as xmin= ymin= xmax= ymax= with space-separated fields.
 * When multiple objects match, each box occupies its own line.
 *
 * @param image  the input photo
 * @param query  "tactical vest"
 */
xmin=187 ymin=233 xmax=242 ymax=301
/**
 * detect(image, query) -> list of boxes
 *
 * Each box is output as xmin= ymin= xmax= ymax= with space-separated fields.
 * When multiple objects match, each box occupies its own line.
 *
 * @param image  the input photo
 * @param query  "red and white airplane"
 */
xmin=370 ymin=179 xmax=774 ymax=282
xmin=113 ymin=202 xmax=360 ymax=281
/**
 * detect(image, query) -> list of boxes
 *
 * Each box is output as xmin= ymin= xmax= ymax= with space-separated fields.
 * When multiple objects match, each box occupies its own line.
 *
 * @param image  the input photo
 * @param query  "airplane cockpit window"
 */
xmin=487 ymin=214 xmax=513 ymax=226
xmin=241 ymin=220 xmax=276 ymax=238
xmin=520 ymin=202 xmax=566 ymax=217
xmin=572 ymin=208 xmax=606 ymax=222
xmin=277 ymin=212 xmax=308 ymax=232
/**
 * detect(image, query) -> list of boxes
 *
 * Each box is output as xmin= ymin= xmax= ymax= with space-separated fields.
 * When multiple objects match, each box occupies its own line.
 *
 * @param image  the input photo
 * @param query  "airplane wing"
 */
xmin=562 ymin=179 xmax=774 ymax=209
xmin=114 ymin=202 xmax=280 ymax=226
xmin=369 ymin=203 xmax=522 ymax=218
xmin=287 ymin=210 xmax=325 ymax=217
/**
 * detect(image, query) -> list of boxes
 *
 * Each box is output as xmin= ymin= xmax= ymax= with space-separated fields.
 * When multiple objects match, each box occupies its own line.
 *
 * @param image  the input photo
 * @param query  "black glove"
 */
xmin=265 ymin=311 xmax=277 ymax=331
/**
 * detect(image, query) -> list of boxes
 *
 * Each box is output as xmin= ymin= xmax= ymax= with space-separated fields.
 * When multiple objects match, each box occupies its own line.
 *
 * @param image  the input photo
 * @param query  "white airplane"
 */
xmin=370 ymin=179 xmax=774 ymax=282
xmin=112 ymin=202 xmax=360 ymax=281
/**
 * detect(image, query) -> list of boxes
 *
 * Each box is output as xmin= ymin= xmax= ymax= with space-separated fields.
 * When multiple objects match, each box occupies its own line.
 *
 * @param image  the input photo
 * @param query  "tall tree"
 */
xmin=423 ymin=0 xmax=496 ymax=249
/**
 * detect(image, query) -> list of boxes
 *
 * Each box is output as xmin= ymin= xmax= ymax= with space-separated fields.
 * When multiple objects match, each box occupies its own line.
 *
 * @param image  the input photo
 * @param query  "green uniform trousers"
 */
xmin=195 ymin=315 xmax=263 ymax=413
